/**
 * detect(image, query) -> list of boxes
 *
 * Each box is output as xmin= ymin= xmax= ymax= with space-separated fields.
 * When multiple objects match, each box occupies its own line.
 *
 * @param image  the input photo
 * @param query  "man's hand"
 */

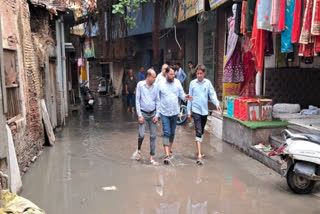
xmin=126 ymin=90 xmax=129 ymax=95
xmin=217 ymin=105 xmax=222 ymax=113
xmin=187 ymin=114 xmax=192 ymax=122
xmin=185 ymin=94 xmax=193 ymax=101
xmin=153 ymin=117 xmax=158 ymax=124
xmin=138 ymin=116 xmax=144 ymax=124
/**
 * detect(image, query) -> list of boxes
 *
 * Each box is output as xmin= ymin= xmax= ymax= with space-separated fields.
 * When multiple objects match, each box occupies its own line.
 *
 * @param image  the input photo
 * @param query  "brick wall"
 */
xmin=0 ymin=0 xmax=45 ymax=174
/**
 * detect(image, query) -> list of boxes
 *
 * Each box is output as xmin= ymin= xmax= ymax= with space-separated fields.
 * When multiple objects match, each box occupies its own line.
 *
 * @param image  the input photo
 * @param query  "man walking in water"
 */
xmin=156 ymin=66 xmax=193 ymax=165
xmin=133 ymin=69 xmax=159 ymax=165
xmin=187 ymin=65 xmax=221 ymax=165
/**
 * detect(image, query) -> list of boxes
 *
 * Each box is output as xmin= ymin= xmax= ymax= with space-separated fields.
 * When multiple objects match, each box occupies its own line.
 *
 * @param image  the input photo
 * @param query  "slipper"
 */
xmin=196 ymin=158 xmax=203 ymax=165
xmin=164 ymin=156 xmax=170 ymax=165
xmin=150 ymin=159 xmax=159 ymax=166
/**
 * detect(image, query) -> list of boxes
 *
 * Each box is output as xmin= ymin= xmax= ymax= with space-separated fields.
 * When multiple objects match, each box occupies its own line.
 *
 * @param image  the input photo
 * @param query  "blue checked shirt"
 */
xmin=187 ymin=78 xmax=220 ymax=116
xmin=135 ymin=80 xmax=158 ymax=118
xmin=157 ymin=79 xmax=186 ymax=117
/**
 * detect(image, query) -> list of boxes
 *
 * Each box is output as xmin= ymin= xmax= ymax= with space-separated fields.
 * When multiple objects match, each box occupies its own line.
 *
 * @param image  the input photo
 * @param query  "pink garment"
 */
xmin=225 ymin=17 xmax=239 ymax=65
xmin=78 ymin=58 xmax=84 ymax=67
xmin=271 ymin=0 xmax=281 ymax=29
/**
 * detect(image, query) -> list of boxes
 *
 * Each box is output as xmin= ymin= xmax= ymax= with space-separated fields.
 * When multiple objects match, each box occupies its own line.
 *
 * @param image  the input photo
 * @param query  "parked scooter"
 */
xmin=177 ymin=100 xmax=188 ymax=125
xmin=80 ymin=80 xmax=95 ymax=109
xmin=278 ymin=129 xmax=320 ymax=194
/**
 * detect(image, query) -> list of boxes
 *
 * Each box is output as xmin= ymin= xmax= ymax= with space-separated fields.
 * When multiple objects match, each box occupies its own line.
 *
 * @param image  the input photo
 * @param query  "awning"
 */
xmin=209 ymin=0 xmax=230 ymax=10
xmin=29 ymin=0 xmax=67 ymax=15
xmin=176 ymin=0 xmax=205 ymax=23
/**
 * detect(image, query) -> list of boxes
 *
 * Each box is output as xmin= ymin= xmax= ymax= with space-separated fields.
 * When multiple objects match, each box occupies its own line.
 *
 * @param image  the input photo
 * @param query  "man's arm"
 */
xmin=135 ymin=83 xmax=142 ymax=117
xmin=208 ymin=81 xmax=220 ymax=107
xmin=156 ymin=85 xmax=161 ymax=118
xmin=177 ymin=81 xmax=187 ymax=101
xmin=181 ymin=69 xmax=187 ymax=83
xmin=187 ymin=81 xmax=193 ymax=115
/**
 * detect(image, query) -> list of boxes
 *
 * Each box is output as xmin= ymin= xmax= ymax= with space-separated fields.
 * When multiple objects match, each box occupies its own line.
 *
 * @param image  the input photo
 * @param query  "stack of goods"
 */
xmin=226 ymin=96 xmax=273 ymax=122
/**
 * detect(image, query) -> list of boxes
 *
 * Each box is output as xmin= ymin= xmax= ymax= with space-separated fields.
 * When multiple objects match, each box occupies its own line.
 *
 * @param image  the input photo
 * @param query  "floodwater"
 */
xmin=21 ymin=97 xmax=320 ymax=214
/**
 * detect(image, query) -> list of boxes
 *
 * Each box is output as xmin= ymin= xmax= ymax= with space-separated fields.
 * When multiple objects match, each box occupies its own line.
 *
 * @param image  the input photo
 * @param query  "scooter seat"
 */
xmin=302 ymin=134 xmax=320 ymax=145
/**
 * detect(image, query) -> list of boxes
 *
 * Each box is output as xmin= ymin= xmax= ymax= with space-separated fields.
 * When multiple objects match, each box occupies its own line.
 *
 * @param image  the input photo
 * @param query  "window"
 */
xmin=3 ymin=49 xmax=21 ymax=119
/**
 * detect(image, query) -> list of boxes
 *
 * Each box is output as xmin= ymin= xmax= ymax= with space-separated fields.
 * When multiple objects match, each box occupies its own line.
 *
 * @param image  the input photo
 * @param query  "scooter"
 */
xmin=80 ymin=80 xmax=95 ymax=109
xmin=177 ymin=100 xmax=188 ymax=125
xmin=278 ymin=129 xmax=320 ymax=194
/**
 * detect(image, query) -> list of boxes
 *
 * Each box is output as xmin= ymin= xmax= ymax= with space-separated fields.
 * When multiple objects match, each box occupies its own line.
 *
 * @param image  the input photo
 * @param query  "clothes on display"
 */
xmin=271 ymin=0 xmax=281 ymax=31
xmin=224 ymin=15 xmax=245 ymax=83
xmin=292 ymin=0 xmax=302 ymax=43
xmin=246 ymin=0 xmax=256 ymax=33
xmin=281 ymin=0 xmax=295 ymax=53
xmin=311 ymin=0 xmax=320 ymax=36
xmin=257 ymin=0 xmax=273 ymax=31
xmin=241 ymin=0 xmax=248 ymax=35
xmin=278 ymin=0 xmax=286 ymax=31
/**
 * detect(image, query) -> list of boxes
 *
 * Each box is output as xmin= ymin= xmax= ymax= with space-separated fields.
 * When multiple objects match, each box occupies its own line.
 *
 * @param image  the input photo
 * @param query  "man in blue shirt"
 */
xmin=138 ymin=66 xmax=146 ymax=81
xmin=175 ymin=63 xmax=187 ymax=85
xmin=187 ymin=64 xmax=222 ymax=165
xmin=133 ymin=69 xmax=159 ymax=165
xmin=157 ymin=66 xmax=193 ymax=165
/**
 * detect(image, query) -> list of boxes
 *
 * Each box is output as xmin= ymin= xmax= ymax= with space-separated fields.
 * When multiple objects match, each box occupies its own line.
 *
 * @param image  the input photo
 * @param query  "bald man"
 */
xmin=133 ymin=69 xmax=159 ymax=165
xmin=155 ymin=64 xmax=168 ymax=84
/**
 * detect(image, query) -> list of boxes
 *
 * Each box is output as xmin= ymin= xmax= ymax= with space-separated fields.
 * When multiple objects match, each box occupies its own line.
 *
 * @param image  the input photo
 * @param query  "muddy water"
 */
xmin=21 ymin=98 xmax=320 ymax=214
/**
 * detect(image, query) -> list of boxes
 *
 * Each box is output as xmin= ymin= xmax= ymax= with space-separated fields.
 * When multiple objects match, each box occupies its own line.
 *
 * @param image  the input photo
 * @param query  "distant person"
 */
xmin=155 ymin=64 xmax=168 ymax=84
xmin=138 ymin=66 xmax=146 ymax=81
xmin=186 ymin=61 xmax=196 ymax=92
xmin=187 ymin=65 xmax=221 ymax=165
xmin=175 ymin=63 xmax=187 ymax=85
xmin=125 ymin=68 xmax=137 ymax=113
xmin=156 ymin=66 xmax=193 ymax=165
xmin=133 ymin=69 xmax=159 ymax=165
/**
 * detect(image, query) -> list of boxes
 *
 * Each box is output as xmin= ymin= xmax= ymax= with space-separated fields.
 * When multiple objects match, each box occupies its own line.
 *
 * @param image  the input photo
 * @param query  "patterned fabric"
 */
xmin=226 ymin=17 xmax=239 ymax=65
xmin=235 ymin=2 xmax=243 ymax=35
xmin=311 ymin=0 xmax=320 ymax=36
xmin=241 ymin=1 xmax=248 ymax=35
xmin=223 ymin=42 xmax=244 ymax=83
xmin=281 ymin=0 xmax=296 ymax=53
xmin=257 ymin=0 xmax=274 ymax=31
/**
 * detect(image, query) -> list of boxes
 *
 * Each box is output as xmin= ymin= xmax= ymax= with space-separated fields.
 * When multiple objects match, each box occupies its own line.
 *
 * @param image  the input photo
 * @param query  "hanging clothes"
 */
xmin=81 ymin=66 xmax=87 ymax=81
xmin=281 ymin=0 xmax=296 ymax=53
xmin=311 ymin=0 xmax=320 ymax=36
xmin=235 ymin=2 xmax=243 ymax=35
xmin=291 ymin=0 xmax=302 ymax=43
xmin=265 ymin=31 xmax=274 ymax=56
xmin=246 ymin=0 xmax=257 ymax=33
xmin=240 ymin=37 xmax=256 ymax=97
xmin=271 ymin=0 xmax=281 ymax=30
xmin=223 ymin=17 xmax=244 ymax=83
xmin=241 ymin=1 xmax=248 ymax=35
xmin=278 ymin=0 xmax=286 ymax=31
xmin=300 ymin=0 xmax=314 ymax=44
xmin=251 ymin=1 xmax=265 ymax=74
xmin=257 ymin=0 xmax=274 ymax=31
xmin=315 ymin=36 xmax=320 ymax=52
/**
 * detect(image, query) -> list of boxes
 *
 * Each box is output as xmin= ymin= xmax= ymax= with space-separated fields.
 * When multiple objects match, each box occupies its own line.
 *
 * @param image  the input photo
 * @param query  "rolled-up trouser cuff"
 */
xmin=169 ymin=136 xmax=175 ymax=143
xmin=163 ymin=136 xmax=170 ymax=146
xmin=195 ymin=136 xmax=203 ymax=143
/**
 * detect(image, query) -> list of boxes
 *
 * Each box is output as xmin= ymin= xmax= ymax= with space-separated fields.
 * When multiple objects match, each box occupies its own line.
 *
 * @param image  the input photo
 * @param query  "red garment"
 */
xmin=251 ymin=2 xmax=265 ymax=74
xmin=291 ymin=0 xmax=302 ymax=43
xmin=278 ymin=0 xmax=286 ymax=31
xmin=240 ymin=52 xmax=256 ymax=97
xmin=315 ymin=36 xmax=320 ymax=52
xmin=311 ymin=0 xmax=320 ymax=36
xmin=241 ymin=1 xmax=248 ymax=35
xmin=300 ymin=0 xmax=314 ymax=44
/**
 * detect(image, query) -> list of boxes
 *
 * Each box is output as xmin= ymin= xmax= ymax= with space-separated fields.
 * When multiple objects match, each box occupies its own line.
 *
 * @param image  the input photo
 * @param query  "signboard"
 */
xmin=209 ymin=0 xmax=229 ymax=10
xmin=177 ymin=0 xmax=205 ymax=23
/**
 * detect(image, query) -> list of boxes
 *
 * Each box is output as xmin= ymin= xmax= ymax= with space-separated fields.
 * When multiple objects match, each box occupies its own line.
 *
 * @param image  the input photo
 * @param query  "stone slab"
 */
xmin=41 ymin=99 xmax=55 ymax=145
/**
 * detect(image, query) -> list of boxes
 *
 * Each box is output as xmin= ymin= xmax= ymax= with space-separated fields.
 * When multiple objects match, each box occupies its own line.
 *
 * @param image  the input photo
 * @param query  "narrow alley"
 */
xmin=20 ymin=98 xmax=320 ymax=214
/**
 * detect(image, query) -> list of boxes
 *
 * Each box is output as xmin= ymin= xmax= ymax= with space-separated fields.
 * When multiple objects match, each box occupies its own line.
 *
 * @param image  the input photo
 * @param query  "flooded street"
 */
xmin=21 ymin=97 xmax=320 ymax=214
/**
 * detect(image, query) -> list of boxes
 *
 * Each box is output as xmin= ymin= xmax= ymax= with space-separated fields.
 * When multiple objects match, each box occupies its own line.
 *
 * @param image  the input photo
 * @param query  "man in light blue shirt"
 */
xmin=187 ymin=64 xmax=221 ymax=165
xmin=157 ymin=66 xmax=192 ymax=165
xmin=155 ymin=64 xmax=168 ymax=84
xmin=175 ymin=63 xmax=187 ymax=85
xmin=133 ymin=69 xmax=159 ymax=165
xmin=138 ymin=66 xmax=146 ymax=81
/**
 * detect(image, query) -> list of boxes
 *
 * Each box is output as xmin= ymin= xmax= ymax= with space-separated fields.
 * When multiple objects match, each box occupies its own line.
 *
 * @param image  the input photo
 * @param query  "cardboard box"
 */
xmin=226 ymin=96 xmax=239 ymax=117
xmin=234 ymin=97 xmax=251 ymax=119
xmin=260 ymin=99 xmax=273 ymax=121
xmin=239 ymin=98 xmax=260 ymax=121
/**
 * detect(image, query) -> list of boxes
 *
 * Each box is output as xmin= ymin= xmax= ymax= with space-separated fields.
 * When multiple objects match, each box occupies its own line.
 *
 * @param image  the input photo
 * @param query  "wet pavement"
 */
xmin=21 ymin=97 xmax=320 ymax=214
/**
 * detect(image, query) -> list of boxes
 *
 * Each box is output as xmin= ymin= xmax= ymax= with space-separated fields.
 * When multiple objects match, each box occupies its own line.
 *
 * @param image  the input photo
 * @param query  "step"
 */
xmin=249 ymin=146 xmax=282 ymax=174
xmin=269 ymin=135 xmax=285 ymax=149
xmin=288 ymin=124 xmax=320 ymax=135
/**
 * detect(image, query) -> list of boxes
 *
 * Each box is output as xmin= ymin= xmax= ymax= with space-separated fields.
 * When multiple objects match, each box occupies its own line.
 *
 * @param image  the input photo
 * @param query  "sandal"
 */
xmin=164 ymin=156 xmax=170 ymax=165
xmin=150 ymin=159 xmax=159 ymax=166
xmin=134 ymin=150 xmax=141 ymax=161
xmin=196 ymin=157 xmax=204 ymax=165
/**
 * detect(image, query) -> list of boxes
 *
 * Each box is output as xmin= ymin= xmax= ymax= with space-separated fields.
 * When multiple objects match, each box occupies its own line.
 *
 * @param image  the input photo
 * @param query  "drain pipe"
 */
xmin=174 ymin=25 xmax=181 ymax=50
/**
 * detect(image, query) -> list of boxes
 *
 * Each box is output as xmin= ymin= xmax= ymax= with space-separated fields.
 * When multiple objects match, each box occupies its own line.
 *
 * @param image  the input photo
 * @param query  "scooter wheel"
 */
xmin=287 ymin=166 xmax=315 ymax=194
